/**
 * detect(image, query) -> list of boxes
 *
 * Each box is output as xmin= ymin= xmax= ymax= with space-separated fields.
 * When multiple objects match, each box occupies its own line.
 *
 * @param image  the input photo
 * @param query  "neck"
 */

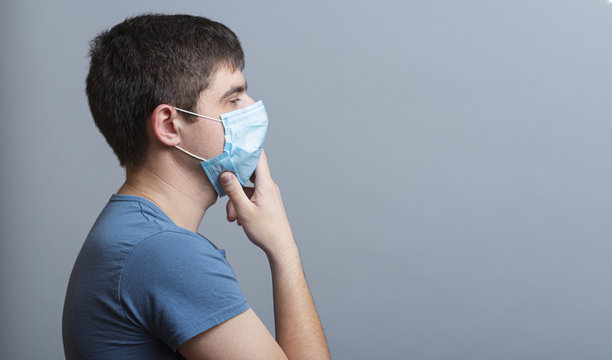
xmin=117 ymin=161 xmax=217 ymax=233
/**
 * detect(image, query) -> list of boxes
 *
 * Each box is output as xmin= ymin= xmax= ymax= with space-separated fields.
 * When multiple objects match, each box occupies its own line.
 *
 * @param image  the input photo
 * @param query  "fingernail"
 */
xmin=220 ymin=172 xmax=232 ymax=185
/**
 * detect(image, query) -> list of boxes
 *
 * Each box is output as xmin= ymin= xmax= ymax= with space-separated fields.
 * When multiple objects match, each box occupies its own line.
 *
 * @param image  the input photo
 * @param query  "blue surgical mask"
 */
xmin=173 ymin=100 xmax=268 ymax=197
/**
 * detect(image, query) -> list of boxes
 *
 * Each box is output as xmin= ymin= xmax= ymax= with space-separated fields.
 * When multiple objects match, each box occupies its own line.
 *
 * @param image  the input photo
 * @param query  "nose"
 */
xmin=244 ymin=94 xmax=255 ymax=106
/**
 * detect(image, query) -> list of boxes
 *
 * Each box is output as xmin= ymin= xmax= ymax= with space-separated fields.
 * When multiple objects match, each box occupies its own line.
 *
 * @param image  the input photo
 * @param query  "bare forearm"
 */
xmin=221 ymin=152 xmax=329 ymax=358
xmin=267 ymin=243 xmax=331 ymax=360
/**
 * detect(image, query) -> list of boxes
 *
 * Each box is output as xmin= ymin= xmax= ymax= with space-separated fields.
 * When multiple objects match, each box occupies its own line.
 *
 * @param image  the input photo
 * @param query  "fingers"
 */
xmin=253 ymin=151 xmax=274 ymax=187
xmin=226 ymin=186 xmax=254 ymax=222
xmin=220 ymin=172 xmax=252 ymax=215
xmin=226 ymin=199 xmax=237 ymax=222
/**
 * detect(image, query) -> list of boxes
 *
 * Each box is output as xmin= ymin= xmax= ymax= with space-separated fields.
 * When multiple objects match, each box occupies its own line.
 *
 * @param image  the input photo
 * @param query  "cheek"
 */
xmin=186 ymin=123 xmax=225 ymax=158
xmin=198 ymin=123 xmax=225 ymax=157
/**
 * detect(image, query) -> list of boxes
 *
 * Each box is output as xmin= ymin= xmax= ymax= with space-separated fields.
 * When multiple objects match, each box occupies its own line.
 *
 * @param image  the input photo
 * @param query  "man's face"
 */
xmin=178 ymin=66 xmax=254 ymax=162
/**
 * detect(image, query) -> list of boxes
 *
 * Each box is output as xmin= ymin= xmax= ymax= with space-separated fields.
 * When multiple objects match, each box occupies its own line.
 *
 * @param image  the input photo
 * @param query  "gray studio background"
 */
xmin=2 ymin=0 xmax=612 ymax=359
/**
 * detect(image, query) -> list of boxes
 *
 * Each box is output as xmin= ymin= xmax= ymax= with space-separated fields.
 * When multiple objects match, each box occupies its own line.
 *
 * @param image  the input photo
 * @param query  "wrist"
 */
xmin=265 ymin=239 xmax=300 ymax=268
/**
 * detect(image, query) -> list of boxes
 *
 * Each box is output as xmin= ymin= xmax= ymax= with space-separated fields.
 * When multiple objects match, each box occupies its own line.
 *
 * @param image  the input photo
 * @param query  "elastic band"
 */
xmin=175 ymin=145 xmax=208 ymax=162
xmin=173 ymin=107 xmax=223 ymax=122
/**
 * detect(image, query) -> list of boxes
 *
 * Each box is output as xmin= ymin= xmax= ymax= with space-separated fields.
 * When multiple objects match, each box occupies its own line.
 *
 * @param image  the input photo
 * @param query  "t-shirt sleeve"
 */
xmin=119 ymin=231 xmax=250 ymax=350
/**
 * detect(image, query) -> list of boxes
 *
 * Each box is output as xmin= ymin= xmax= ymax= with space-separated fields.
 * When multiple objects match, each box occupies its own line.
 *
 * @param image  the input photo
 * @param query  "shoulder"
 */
xmin=122 ymin=230 xmax=230 ymax=282
xmin=119 ymin=230 xmax=249 ymax=351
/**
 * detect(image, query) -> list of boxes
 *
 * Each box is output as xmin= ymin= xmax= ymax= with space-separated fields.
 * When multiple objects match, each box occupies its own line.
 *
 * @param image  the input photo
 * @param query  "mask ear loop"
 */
xmin=173 ymin=106 xmax=223 ymax=122
xmin=175 ymin=145 xmax=207 ymax=162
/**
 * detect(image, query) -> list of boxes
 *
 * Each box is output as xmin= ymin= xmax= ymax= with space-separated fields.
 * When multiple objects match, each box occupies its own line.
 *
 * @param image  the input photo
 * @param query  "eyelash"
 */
xmin=229 ymin=98 xmax=241 ymax=105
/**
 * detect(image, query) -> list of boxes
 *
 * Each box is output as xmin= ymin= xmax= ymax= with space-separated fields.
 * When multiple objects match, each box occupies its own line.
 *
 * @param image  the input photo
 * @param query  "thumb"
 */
xmin=220 ymin=172 xmax=252 ymax=213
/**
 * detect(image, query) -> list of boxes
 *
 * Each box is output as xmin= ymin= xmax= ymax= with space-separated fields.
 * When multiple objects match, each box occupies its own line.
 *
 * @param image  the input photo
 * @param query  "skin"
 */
xmin=118 ymin=66 xmax=331 ymax=359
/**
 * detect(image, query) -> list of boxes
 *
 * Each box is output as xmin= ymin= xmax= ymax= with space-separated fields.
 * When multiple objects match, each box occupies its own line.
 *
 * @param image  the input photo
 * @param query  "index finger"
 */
xmin=252 ymin=150 xmax=273 ymax=186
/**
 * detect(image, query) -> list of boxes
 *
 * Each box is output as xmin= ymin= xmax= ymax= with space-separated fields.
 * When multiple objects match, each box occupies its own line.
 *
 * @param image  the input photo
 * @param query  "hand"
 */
xmin=220 ymin=151 xmax=295 ymax=257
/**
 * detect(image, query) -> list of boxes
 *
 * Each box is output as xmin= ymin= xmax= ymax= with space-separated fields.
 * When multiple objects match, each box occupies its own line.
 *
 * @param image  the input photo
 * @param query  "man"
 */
xmin=62 ymin=14 xmax=331 ymax=359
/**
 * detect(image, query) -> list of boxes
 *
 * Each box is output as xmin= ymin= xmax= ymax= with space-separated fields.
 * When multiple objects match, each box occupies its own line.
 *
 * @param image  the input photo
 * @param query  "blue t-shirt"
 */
xmin=62 ymin=194 xmax=250 ymax=359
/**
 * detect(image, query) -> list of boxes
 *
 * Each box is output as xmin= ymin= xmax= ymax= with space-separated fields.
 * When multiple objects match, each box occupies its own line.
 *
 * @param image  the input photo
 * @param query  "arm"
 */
xmin=268 ymin=241 xmax=331 ymax=359
xmin=223 ymin=151 xmax=331 ymax=359
xmin=178 ymin=152 xmax=331 ymax=359
xmin=178 ymin=308 xmax=288 ymax=360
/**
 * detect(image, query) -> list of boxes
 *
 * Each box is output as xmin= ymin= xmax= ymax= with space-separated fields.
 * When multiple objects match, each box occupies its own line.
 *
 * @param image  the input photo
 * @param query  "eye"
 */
xmin=229 ymin=98 xmax=241 ymax=106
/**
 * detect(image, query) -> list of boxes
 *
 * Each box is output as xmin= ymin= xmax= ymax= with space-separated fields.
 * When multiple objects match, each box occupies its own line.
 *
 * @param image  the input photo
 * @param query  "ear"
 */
xmin=151 ymin=104 xmax=181 ymax=146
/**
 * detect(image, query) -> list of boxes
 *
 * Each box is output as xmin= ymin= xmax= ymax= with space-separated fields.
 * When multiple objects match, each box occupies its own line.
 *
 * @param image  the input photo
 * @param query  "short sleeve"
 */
xmin=119 ymin=231 xmax=250 ymax=350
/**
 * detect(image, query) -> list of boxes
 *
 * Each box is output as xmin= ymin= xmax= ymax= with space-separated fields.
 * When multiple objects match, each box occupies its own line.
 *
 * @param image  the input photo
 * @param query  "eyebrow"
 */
xmin=219 ymin=81 xmax=248 ymax=103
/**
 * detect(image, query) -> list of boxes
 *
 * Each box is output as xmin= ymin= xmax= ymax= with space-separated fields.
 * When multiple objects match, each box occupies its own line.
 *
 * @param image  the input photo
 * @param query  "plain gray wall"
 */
xmin=2 ymin=0 xmax=612 ymax=359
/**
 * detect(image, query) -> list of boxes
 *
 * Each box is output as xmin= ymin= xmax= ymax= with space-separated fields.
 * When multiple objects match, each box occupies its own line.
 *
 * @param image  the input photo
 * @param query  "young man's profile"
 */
xmin=62 ymin=14 xmax=331 ymax=359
